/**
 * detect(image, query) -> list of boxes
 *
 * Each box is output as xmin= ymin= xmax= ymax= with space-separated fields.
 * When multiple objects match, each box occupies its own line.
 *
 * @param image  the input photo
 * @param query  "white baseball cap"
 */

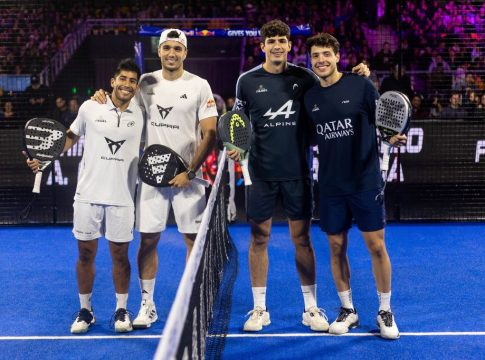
xmin=159 ymin=28 xmax=188 ymax=49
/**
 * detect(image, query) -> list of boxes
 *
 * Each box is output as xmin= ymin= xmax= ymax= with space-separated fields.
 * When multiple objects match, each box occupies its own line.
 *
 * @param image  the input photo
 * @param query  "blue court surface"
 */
xmin=0 ymin=223 xmax=484 ymax=359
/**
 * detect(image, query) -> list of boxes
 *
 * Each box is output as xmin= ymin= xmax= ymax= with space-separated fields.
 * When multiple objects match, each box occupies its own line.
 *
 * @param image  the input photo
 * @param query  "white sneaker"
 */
xmin=302 ymin=306 xmax=329 ymax=332
xmin=133 ymin=300 xmax=158 ymax=329
xmin=70 ymin=308 xmax=95 ymax=334
xmin=243 ymin=306 xmax=271 ymax=331
xmin=377 ymin=310 xmax=400 ymax=339
xmin=113 ymin=308 xmax=133 ymax=333
xmin=329 ymin=307 xmax=359 ymax=335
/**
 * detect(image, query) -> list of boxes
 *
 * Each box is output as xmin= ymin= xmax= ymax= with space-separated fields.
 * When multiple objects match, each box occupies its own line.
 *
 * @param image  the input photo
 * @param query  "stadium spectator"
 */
xmin=410 ymin=93 xmax=428 ymax=119
xmin=429 ymin=94 xmax=443 ymax=118
xmin=441 ymin=92 xmax=467 ymax=119
xmin=52 ymin=96 xmax=70 ymax=128
xmin=373 ymin=42 xmax=394 ymax=71
xmin=379 ymin=63 xmax=413 ymax=99
xmin=24 ymin=75 xmax=49 ymax=118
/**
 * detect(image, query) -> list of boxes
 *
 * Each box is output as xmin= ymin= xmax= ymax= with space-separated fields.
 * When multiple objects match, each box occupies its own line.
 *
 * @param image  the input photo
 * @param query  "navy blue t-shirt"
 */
xmin=234 ymin=63 xmax=317 ymax=180
xmin=304 ymin=73 xmax=382 ymax=195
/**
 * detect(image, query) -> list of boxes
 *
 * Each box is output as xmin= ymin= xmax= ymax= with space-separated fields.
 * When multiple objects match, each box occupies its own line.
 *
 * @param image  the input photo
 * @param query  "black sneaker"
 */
xmin=329 ymin=307 xmax=359 ymax=335
xmin=70 ymin=308 xmax=95 ymax=334
xmin=112 ymin=308 xmax=133 ymax=333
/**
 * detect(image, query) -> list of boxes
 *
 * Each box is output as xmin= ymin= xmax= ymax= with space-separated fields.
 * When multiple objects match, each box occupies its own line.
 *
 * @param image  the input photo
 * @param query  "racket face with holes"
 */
xmin=218 ymin=110 xmax=252 ymax=152
xmin=138 ymin=144 xmax=185 ymax=187
xmin=24 ymin=118 xmax=67 ymax=161
xmin=376 ymin=91 xmax=411 ymax=144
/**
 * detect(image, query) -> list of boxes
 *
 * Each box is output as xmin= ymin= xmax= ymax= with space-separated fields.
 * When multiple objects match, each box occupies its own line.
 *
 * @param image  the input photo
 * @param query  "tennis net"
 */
xmin=154 ymin=149 xmax=237 ymax=360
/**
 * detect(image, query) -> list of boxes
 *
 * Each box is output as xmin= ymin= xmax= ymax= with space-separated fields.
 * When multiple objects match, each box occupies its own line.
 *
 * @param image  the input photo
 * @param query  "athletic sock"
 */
xmin=252 ymin=287 xmax=267 ymax=310
xmin=301 ymin=284 xmax=317 ymax=311
xmin=116 ymin=293 xmax=128 ymax=310
xmin=338 ymin=289 xmax=354 ymax=310
xmin=79 ymin=293 xmax=92 ymax=311
xmin=377 ymin=291 xmax=392 ymax=312
xmin=140 ymin=278 xmax=155 ymax=302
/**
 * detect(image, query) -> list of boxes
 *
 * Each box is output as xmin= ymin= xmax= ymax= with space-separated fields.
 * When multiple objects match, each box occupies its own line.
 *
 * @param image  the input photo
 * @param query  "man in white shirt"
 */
xmin=27 ymin=59 xmax=144 ymax=333
xmin=92 ymin=29 xmax=218 ymax=329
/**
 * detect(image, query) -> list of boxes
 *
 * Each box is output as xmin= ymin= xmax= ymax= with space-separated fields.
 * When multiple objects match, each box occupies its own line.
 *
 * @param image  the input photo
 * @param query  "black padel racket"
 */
xmin=218 ymin=110 xmax=252 ymax=185
xmin=138 ymin=144 xmax=210 ymax=188
xmin=21 ymin=117 xmax=67 ymax=219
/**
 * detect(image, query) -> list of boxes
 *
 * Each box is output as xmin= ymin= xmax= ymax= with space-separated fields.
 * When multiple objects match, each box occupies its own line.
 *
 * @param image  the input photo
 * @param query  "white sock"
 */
xmin=338 ymin=289 xmax=354 ymax=310
xmin=301 ymin=284 xmax=317 ymax=311
xmin=252 ymin=287 xmax=266 ymax=310
xmin=116 ymin=293 xmax=128 ymax=310
xmin=79 ymin=293 xmax=92 ymax=311
xmin=140 ymin=278 xmax=156 ymax=302
xmin=377 ymin=291 xmax=392 ymax=311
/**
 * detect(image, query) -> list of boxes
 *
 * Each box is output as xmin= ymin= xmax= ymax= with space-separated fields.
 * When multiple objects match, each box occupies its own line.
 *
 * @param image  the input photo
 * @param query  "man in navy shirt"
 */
xmin=228 ymin=20 xmax=369 ymax=332
xmin=304 ymin=33 xmax=406 ymax=340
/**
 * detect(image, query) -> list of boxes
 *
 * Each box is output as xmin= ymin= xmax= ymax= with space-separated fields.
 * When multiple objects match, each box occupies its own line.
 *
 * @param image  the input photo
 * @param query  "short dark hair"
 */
xmin=114 ymin=58 xmax=141 ymax=81
xmin=306 ymin=33 xmax=340 ymax=55
xmin=260 ymin=20 xmax=290 ymax=42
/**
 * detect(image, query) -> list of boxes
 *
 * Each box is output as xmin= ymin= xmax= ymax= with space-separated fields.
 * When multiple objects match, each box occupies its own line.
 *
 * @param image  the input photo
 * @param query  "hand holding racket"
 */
xmin=21 ymin=117 xmax=67 ymax=219
xmin=138 ymin=144 xmax=210 ymax=188
xmin=218 ymin=110 xmax=252 ymax=186
xmin=376 ymin=91 xmax=411 ymax=172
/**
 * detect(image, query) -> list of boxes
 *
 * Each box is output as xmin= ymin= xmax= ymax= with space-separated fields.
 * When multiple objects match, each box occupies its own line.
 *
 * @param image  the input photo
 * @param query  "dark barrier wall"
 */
xmin=2 ymin=120 xmax=484 ymax=224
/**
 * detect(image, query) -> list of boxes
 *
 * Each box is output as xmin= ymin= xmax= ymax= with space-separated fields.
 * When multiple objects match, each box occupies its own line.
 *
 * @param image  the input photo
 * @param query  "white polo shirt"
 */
xmin=70 ymin=97 xmax=144 ymax=206
xmin=137 ymin=70 xmax=218 ymax=168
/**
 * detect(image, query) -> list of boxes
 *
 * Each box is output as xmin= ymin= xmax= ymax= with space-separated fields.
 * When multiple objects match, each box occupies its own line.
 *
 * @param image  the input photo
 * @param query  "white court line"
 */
xmin=1 ymin=332 xmax=484 ymax=341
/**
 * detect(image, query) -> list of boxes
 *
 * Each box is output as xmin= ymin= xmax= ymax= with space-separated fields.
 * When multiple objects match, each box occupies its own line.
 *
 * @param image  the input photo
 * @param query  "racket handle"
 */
xmin=240 ymin=158 xmax=252 ymax=186
xmin=32 ymin=171 xmax=43 ymax=194
xmin=381 ymin=144 xmax=390 ymax=172
xmin=193 ymin=177 xmax=211 ymax=188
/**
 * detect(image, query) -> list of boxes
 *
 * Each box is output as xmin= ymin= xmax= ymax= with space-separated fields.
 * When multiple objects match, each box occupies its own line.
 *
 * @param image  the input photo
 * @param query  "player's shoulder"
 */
xmin=79 ymin=99 xmax=101 ymax=111
xmin=237 ymin=65 xmax=264 ymax=83
xmin=139 ymin=70 xmax=161 ymax=88
xmin=343 ymin=72 xmax=372 ymax=86
xmin=288 ymin=63 xmax=316 ymax=78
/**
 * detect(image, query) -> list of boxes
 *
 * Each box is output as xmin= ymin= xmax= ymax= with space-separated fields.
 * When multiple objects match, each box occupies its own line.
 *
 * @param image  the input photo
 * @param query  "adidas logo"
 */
xmin=180 ymin=94 xmax=187 ymax=99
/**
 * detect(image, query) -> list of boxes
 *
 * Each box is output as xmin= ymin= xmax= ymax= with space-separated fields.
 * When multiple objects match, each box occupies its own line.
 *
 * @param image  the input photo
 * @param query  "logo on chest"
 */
xmin=157 ymin=105 xmax=173 ymax=119
xmin=256 ymin=85 xmax=268 ymax=93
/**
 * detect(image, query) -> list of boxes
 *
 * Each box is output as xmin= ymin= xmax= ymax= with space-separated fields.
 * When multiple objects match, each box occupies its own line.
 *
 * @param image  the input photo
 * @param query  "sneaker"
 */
xmin=70 ymin=308 xmax=95 ymax=334
xmin=329 ymin=307 xmax=359 ymax=335
xmin=243 ymin=306 xmax=271 ymax=331
xmin=377 ymin=310 xmax=400 ymax=339
xmin=133 ymin=300 xmax=158 ymax=329
xmin=113 ymin=308 xmax=133 ymax=333
xmin=302 ymin=306 xmax=329 ymax=332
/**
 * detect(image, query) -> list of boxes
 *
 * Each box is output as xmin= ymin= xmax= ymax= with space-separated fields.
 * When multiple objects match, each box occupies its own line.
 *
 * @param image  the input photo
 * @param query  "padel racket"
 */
xmin=375 ymin=91 xmax=411 ymax=200
xmin=218 ymin=110 xmax=252 ymax=185
xmin=138 ymin=144 xmax=210 ymax=188
xmin=376 ymin=91 xmax=411 ymax=172
xmin=21 ymin=117 xmax=67 ymax=219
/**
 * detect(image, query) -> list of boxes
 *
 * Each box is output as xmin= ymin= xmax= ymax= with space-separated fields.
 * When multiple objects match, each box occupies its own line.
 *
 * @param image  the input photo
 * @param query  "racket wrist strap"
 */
xmin=186 ymin=168 xmax=196 ymax=180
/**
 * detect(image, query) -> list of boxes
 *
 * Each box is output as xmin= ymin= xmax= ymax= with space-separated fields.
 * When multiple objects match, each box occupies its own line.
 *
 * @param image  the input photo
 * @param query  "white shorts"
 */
xmin=73 ymin=201 xmax=135 ymax=243
xmin=135 ymin=181 xmax=206 ymax=234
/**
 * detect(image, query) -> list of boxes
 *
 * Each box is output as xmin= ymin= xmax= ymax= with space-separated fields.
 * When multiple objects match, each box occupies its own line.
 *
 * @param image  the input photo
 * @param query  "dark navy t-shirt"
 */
xmin=304 ymin=73 xmax=383 ymax=195
xmin=234 ymin=63 xmax=317 ymax=180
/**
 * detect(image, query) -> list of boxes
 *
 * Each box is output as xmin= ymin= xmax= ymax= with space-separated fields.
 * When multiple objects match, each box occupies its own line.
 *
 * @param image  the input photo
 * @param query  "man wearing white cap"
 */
xmin=92 ymin=28 xmax=218 ymax=329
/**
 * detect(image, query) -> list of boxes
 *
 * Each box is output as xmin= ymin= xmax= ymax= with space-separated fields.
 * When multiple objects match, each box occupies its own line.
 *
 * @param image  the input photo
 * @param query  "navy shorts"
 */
xmin=319 ymin=188 xmax=386 ymax=234
xmin=246 ymin=179 xmax=313 ymax=222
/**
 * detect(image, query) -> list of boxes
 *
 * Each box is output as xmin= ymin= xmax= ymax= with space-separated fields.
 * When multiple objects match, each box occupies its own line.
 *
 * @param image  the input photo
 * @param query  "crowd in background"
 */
xmin=0 ymin=0 xmax=484 ymax=126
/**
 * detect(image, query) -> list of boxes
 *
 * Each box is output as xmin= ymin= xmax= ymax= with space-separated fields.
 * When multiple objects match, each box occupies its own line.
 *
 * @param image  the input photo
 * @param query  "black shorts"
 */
xmin=319 ymin=188 xmax=386 ymax=234
xmin=246 ymin=178 xmax=313 ymax=222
